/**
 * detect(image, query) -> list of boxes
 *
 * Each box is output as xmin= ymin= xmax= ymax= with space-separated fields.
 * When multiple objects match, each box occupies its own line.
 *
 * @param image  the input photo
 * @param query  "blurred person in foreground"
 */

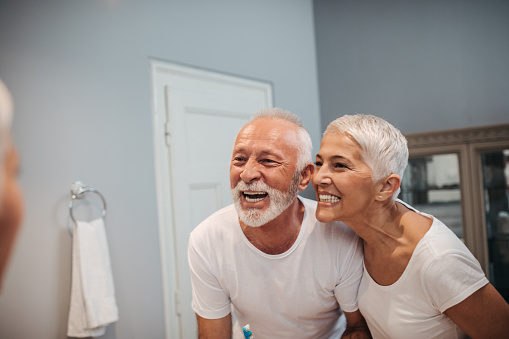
xmin=0 ymin=79 xmax=23 ymax=291
xmin=313 ymin=113 xmax=509 ymax=338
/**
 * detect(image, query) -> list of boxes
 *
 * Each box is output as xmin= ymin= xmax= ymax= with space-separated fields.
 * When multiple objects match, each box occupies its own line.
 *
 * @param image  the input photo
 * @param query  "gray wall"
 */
xmin=314 ymin=0 xmax=509 ymax=134
xmin=0 ymin=1 xmax=321 ymax=338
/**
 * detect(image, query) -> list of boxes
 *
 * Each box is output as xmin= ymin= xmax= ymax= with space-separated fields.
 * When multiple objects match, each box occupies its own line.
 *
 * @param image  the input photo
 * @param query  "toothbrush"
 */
xmin=242 ymin=324 xmax=254 ymax=338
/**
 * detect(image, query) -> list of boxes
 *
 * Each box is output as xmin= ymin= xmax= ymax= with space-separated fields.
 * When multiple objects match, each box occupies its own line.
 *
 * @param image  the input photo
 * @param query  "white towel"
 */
xmin=67 ymin=218 xmax=119 ymax=338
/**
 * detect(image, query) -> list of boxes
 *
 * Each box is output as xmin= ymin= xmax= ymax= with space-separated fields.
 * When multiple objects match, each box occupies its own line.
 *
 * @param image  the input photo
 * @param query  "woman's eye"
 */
xmin=333 ymin=162 xmax=348 ymax=169
xmin=314 ymin=161 xmax=323 ymax=167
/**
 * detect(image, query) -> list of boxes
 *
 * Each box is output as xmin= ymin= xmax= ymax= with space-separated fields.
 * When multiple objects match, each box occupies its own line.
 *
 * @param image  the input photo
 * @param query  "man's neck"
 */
xmin=240 ymin=198 xmax=304 ymax=255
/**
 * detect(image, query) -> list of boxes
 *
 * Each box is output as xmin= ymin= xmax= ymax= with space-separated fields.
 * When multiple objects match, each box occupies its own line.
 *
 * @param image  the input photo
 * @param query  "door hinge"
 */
xmin=165 ymin=122 xmax=172 ymax=146
xmin=174 ymin=290 xmax=181 ymax=316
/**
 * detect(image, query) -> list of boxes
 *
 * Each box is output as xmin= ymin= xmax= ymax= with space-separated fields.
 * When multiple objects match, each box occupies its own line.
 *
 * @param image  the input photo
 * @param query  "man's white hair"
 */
xmin=250 ymin=107 xmax=313 ymax=172
xmin=324 ymin=114 xmax=408 ymax=197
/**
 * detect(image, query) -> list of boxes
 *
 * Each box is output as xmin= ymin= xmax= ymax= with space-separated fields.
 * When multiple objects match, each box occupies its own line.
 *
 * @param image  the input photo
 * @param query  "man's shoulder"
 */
xmin=190 ymin=204 xmax=238 ymax=237
xmin=299 ymin=196 xmax=359 ymax=241
xmin=299 ymin=196 xmax=317 ymax=212
xmin=205 ymin=203 xmax=237 ymax=221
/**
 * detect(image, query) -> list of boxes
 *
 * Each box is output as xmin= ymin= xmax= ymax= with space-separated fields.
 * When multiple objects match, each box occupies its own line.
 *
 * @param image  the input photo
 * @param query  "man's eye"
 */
xmin=233 ymin=157 xmax=245 ymax=162
xmin=261 ymin=159 xmax=275 ymax=164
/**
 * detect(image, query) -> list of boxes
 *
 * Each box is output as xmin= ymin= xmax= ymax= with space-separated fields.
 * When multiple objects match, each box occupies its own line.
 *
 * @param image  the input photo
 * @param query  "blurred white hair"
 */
xmin=0 ymin=80 xmax=13 ymax=131
xmin=0 ymin=79 xmax=13 ymax=206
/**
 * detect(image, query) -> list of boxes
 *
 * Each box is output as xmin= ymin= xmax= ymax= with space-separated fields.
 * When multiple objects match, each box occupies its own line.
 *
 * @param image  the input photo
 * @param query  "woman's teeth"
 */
xmin=319 ymin=194 xmax=340 ymax=203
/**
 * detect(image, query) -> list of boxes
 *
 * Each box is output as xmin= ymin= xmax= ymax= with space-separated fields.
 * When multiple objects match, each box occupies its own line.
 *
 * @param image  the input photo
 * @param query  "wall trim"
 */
xmin=405 ymin=123 xmax=509 ymax=148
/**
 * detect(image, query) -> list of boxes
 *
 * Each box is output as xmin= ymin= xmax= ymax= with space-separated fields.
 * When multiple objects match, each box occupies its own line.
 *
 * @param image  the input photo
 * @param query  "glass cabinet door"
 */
xmin=480 ymin=149 xmax=509 ymax=302
xmin=400 ymin=153 xmax=463 ymax=239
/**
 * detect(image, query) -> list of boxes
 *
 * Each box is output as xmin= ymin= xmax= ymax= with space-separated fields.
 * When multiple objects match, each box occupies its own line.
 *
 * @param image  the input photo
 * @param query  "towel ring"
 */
xmin=69 ymin=181 xmax=107 ymax=224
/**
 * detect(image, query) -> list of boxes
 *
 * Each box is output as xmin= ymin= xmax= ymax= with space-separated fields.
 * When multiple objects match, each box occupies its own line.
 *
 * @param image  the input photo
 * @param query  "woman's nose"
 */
xmin=313 ymin=166 xmax=332 ymax=185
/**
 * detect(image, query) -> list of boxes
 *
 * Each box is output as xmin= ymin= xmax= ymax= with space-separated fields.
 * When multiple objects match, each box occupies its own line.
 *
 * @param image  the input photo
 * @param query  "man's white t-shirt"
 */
xmin=188 ymin=197 xmax=364 ymax=339
xmin=358 ymin=201 xmax=489 ymax=339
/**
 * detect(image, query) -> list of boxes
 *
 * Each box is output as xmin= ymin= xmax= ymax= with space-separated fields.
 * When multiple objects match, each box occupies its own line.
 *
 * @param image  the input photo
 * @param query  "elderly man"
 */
xmin=188 ymin=108 xmax=369 ymax=339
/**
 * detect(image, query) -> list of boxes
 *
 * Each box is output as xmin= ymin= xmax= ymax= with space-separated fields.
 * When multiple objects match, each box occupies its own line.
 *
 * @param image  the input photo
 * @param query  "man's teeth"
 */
xmin=246 ymin=196 xmax=264 ymax=202
xmin=319 ymin=194 xmax=340 ymax=203
xmin=244 ymin=191 xmax=267 ymax=202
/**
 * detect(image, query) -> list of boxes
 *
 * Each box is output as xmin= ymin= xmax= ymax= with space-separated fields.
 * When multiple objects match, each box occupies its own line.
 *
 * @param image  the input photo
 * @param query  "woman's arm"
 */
xmin=444 ymin=283 xmax=509 ymax=339
xmin=342 ymin=310 xmax=372 ymax=339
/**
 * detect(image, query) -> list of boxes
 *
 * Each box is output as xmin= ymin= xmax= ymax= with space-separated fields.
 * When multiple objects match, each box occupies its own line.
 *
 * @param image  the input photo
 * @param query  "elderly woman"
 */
xmin=313 ymin=114 xmax=509 ymax=339
xmin=0 ymin=79 xmax=23 ymax=291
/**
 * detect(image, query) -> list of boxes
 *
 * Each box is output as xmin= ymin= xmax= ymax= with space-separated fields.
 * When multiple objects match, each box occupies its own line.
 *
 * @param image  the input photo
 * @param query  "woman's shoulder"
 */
xmin=396 ymin=199 xmax=464 ymax=252
xmin=411 ymin=217 xmax=484 ymax=287
xmin=422 ymin=218 xmax=471 ymax=256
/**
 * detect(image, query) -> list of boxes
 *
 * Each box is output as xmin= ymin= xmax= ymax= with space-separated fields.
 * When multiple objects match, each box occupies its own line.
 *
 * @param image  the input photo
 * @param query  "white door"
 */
xmin=151 ymin=60 xmax=273 ymax=339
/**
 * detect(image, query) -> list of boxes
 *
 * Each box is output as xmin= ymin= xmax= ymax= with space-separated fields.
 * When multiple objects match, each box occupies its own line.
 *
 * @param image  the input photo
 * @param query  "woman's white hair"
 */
xmin=324 ymin=114 xmax=408 ymax=189
xmin=250 ymin=107 xmax=313 ymax=172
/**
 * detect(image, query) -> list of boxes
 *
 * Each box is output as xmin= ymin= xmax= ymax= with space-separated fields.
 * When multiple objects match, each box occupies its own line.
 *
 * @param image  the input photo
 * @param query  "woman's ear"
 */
xmin=376 ymin=174 xmax=401 ymax=201
xmin=298 ymin=163 xmax=315 ymax=191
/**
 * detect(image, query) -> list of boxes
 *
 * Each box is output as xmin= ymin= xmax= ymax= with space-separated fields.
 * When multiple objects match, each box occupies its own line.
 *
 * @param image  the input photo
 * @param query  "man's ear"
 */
xmin=298 ymin=163 xmax=315 ymax=191
xmin=376 ymin=174 xmax=401 ymax=201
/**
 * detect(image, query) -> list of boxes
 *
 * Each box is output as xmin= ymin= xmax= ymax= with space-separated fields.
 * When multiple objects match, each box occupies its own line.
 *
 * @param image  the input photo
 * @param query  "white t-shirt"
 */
xmin=358 ymin=202 xmax=489 ymax=339
xmin=188 ymin=197 xmax=364 ymax=339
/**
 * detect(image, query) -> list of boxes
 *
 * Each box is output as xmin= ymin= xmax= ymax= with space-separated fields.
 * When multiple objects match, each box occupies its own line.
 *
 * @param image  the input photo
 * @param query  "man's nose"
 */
xmin=239 ymin=158 xmax=261 ymax=183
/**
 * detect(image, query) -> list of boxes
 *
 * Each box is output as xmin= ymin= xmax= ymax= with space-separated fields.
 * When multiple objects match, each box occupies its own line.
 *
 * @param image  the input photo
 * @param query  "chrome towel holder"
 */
xmin=69 ymin=180 xmax=107 ymax=224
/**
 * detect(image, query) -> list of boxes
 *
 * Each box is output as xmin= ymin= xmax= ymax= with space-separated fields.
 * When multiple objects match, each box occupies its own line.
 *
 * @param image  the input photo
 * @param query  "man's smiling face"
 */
xmin=229 ymin=118 xmax=301 ymax=227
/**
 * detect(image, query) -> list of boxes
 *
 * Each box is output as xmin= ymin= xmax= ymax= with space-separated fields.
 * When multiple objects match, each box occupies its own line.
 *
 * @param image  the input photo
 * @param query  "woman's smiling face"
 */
xmin=313 ymin=133 xmax=377 ymax=224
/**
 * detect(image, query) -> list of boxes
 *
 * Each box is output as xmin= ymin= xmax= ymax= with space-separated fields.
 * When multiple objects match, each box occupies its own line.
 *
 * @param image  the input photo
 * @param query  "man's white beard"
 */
xmin=231 ymin=171 xmax=300 ymax=227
